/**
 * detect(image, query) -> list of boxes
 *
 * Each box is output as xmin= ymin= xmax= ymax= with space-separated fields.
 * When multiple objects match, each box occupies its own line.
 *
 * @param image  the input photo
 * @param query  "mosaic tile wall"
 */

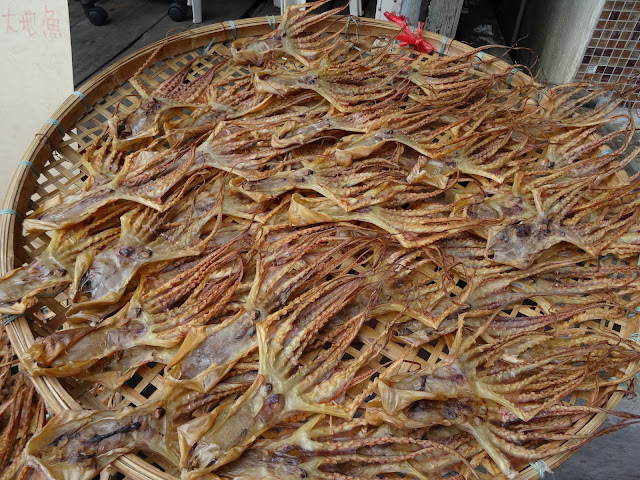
xmin=574 ymin=0 xmax=640 ymax=109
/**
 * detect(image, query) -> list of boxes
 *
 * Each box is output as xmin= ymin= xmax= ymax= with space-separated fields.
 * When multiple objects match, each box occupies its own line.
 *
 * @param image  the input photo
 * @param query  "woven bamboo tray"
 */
xmin=2 ymin=15 xmax=638 ymax=480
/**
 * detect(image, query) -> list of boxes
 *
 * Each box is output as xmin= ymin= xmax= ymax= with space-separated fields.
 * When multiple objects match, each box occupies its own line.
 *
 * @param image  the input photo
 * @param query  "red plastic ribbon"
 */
xmin=384 ymin=12 xmax=434 ymax=54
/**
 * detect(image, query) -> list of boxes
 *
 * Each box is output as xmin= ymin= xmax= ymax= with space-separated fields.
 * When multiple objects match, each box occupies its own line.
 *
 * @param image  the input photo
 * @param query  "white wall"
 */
xmin=0 ymin=0 xmax=73 ymax=199
xmin=518 ymin=0 xmax=604 ymax=83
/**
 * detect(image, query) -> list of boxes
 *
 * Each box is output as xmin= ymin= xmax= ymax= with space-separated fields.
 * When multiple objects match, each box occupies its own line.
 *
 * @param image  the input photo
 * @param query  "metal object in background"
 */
xmin=75 ymin=0 xmax=108 ymax=26
xmin=75 ymin=0 xmax=203 ymax=25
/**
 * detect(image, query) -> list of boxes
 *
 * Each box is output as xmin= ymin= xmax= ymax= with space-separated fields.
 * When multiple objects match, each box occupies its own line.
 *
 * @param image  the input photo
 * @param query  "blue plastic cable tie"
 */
xmin=440 ymin=36 xmax=449 ymax=56
xmin=473 ymin=51 xmax=485 ymax=69
xmin=535 ymin=87 xmax=548 ymax=105
xmin=0 ymin=209 xmax=23 ymax=223
xmin=2 ymin=313 xmax=35 ymax=327
xmin=229 ymin=19 xmax=237 ymax=41
xmin=610 ymin=376 xmax=631 ymax=394
xmin=351 ymin=45 xmax=372 ymax=56
xmin=18 ymin=161 xmax=40 ymax=177
xmin=598 ymin=254 xmax=614 ymax=266
xmin=267 ymin=15 xmax=277 ymax=31
xmin=2 ymin=314 xmax=22 ymax=327
xmin=46 ymin=119 xmax=65 ymax=136
xmin=507 ymin=67 xmax=520 ymax=86
xmin=204 ymin=36 xmax=216 ymax=54
xmin=344 ymin=16 xmax=359 ymax=38
xmin=36 ymin=289 xmax=64 ymax=298
xmin=633 ymin=254 xmax=640 ymax=280
xmin=529 ymin=460 xmax=551 ymax=478
xmin=73 ymin=91 xmax=90 ymax=112
xmin=627 ymin=306 xmax=640 ymax=318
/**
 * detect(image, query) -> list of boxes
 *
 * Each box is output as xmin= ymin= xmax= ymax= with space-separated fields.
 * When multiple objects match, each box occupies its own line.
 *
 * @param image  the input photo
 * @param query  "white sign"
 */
xmin=0 ymin=0 xmax=73 ymax=198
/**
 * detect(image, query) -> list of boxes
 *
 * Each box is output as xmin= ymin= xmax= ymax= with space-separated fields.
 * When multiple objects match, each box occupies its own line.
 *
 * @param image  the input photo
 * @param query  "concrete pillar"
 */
xmin=517 ymin=0 xmax=605 ymax=83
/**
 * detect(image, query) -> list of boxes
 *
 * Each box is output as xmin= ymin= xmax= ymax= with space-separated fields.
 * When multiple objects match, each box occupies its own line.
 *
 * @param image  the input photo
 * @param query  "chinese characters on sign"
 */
xmin=2 ymin=6 xmax=62 ymax=39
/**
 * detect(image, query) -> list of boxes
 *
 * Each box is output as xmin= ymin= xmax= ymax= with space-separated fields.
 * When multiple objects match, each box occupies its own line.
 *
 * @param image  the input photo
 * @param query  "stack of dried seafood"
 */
xmin=1 ymin=1 xmax=640 ymax=479
xmin=0 ymin=325 xmax=46 ymax=480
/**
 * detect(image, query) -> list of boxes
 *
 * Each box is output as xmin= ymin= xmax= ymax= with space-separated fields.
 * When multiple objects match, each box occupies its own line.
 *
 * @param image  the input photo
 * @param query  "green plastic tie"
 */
xmin=439 ymin=36 xmax=449 ymax=55
xmin=344 ymin=16 xmax=359 ymax=38
xmin=46 ymin=119 xmax=65 ymax=136
xmin=18 ymin=161 xmax=40 ymax=176
xmin=529 ymin=460 xmax=552 ymax=478
xmin=535 ymin=87 xmax=548 ymax=105
xmin=73 ymin=91 xmax=91 ymax=112
xmin=0 ymin=209 xmax=23 ymax=223
xmin=2 ymin=314 xmax=23 ymax=327
xmin=473 ymin=51 xmax=485 ymax=69
xmin=204 ymin=36 xmax=217 ymax=54
xmin=267 ymin=15 xmax=277 ymax=31
xmin=507 ymin=67 xmax=521 ymax=86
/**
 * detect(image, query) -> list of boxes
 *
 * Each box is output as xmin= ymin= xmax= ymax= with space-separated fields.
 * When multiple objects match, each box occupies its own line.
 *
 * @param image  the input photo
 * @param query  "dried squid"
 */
xmin=9 ymin=2 xmax=640 ymax=480
xmin=24 ymin=231 xmax=250 ymax=384
xmin=0 ymin=326 xmax=47 ymax=480
xmin=367 ymin=322 xmax=640 ymax=477
xmin=0 ymin=204 xmax=125 ymax=314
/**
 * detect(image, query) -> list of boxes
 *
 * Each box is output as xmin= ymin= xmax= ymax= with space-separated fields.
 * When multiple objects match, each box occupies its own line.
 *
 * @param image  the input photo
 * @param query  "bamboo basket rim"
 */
xmin=2 ymin=14 xmax=636 ymax=480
